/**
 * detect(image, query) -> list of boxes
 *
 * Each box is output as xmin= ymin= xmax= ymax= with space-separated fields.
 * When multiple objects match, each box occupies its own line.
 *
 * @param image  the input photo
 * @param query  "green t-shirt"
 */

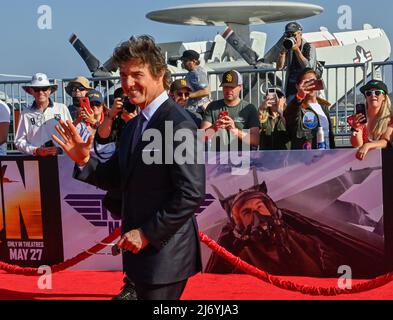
xmin=203 ymin=99 xmax=259 ymax=151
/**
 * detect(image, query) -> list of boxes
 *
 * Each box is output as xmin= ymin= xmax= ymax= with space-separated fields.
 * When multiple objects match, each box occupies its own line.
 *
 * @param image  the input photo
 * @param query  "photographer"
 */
xmin=276 ymin=22 xmax=317 ymax=99
xmin=96 ymin=87 xmax=138 ymax=145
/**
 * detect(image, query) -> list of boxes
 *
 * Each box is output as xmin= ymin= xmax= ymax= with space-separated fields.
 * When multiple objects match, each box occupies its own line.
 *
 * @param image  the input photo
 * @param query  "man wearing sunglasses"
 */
xmin=169 ymin=79 xmax=202 ymax=127
xmin=15 ymin=73 xmax=72 ymax=156
xmin=65 ymin=76 xmax=93 ymax=120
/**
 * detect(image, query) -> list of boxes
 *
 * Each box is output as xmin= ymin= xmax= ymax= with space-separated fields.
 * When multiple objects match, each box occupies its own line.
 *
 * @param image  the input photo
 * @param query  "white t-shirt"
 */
xmin=0 ymin=100 xmax=10 ymax=155
xmin=308 ymin=102 xmax=330 ymax=149
xmin=14 ymin=101 xmax=72 ymax=155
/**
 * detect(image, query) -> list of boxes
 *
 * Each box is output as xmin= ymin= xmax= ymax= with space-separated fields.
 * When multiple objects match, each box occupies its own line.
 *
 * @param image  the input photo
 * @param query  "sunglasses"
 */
xmin=72 ymin=86 xmax=87 ymax=92
xmin=365 ymin=90 xmax=385 ymax=97
xmin=175 ymin=91 xmax=190 ymax=98
xmin=32 ymin=87 xmax=50 ymax=93
xmin=90 ymin=101 xmax=103 ymax=107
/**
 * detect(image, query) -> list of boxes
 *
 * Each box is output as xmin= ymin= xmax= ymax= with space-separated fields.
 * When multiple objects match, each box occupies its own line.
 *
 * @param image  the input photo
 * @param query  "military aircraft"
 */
xmin=69 ymin=1 xmax=391 ymax=103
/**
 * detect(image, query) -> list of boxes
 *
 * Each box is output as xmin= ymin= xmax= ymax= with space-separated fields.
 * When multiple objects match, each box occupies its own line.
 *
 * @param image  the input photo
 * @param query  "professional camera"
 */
xmin=283 ymin=37 xmax=296 ymax=50
xmin=122 ymin=96 xmax=137 ymax=113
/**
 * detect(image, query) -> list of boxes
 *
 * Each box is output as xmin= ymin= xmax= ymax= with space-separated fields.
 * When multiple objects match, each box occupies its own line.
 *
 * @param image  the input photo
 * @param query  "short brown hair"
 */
xmin=113 ymin=35 xmax=168 ymax=81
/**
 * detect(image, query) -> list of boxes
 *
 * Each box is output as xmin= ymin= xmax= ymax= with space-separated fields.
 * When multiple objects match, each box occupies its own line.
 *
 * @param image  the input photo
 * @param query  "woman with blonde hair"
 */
xmin=347 ymin=80 xmax=392 ymax=160
xmin=259 ymin=87 xmax=290 ymax=150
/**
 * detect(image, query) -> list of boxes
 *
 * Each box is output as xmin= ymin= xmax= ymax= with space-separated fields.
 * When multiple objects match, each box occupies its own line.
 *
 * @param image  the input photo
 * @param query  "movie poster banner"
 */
xmin=197 ymin=149 xmax=387 ymax=278
xmin=58 ymin=157 xmax=122 ymax=270
xmin=0 ymin=156 xmax=63 ymax=268
xmin=1 ymin=149 xmax=389 ymax=276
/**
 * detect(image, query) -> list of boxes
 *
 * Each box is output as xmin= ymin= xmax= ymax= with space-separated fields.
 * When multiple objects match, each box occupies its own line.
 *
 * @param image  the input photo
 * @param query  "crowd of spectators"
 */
xmin=2 ymin=24 xmax=392 ymax=160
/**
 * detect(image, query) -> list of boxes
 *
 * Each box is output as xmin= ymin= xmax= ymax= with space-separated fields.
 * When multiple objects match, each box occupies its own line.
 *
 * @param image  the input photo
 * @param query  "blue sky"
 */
xmin=0 ymin=0 xmax=391 ymax=79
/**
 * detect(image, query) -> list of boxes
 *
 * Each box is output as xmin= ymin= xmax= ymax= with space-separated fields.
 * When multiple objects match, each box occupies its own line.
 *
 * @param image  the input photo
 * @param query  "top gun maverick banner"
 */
xmin=0 ymin=156 xmax=64 ymax=268
xmin=0 ymin=149 xmax=392 ymax=276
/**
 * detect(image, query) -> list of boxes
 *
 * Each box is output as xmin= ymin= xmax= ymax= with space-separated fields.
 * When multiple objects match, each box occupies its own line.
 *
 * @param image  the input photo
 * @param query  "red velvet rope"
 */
xmin=1 ymin=227 xmax=393 ymax=296
xmin=0 ymin=228 xmax=121 ymax=276
xmin=198 ymin=231 xmax=393 ymax=296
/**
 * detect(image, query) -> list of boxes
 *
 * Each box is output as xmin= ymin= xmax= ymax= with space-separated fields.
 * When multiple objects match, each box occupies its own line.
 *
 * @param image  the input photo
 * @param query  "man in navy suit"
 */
xmin=53 ymin=35 xmax=205 ymax=300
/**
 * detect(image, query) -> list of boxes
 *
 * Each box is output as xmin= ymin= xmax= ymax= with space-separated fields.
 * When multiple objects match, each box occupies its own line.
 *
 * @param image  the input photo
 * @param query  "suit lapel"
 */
xmin=124 ymin=100 xmax=172 ymax=185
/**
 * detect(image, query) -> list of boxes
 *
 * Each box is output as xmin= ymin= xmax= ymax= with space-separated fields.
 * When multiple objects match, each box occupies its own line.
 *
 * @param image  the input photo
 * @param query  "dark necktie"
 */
xmin=131 ymin=114 xmax=147 ymax=153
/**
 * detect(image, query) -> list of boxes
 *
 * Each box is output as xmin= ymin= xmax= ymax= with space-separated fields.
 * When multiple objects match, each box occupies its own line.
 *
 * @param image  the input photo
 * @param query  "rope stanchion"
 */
xmin=0 ymin=227 xmax=121 ymax=276
xmin=1 ymin=226 xmax=393 ymax=296
xmin=199 ymin=231 xmax=393 ymax=296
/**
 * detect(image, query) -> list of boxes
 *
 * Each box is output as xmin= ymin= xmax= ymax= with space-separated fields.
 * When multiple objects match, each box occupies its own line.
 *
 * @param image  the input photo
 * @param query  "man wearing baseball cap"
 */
xmin=169 ymin=79 xmax=202 ymax=127
xmin=276 ymin=22 xmax=317 ymax=99
xmin=181 ymin=50 xmax=210 ymax=114
xmin=169 ymin=79 xmax=193 ymax=107
xmin=201 ymin=70 xmax=260 ymax=151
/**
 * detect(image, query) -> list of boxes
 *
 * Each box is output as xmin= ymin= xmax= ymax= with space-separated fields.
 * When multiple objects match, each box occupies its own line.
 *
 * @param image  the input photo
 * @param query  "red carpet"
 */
xmin=0 ymin=270 xmax=392 ymax=300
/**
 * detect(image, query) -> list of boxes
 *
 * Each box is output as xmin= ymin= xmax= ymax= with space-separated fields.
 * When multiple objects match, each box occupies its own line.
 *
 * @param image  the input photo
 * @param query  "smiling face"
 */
xmin=30 ymin=87 xmax=51 ymax=105
xmin=120 ymin=59 xmax=165 ymax=110
xmin=173 ymin=89 xmax=191 ymax=107
xmin=365 ymin=88 xmax=386 ymax=110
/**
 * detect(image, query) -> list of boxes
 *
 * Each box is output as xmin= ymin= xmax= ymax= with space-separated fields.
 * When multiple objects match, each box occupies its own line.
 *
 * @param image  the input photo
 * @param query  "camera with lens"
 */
xmin=283 ymin=37 xmax=297 ymax=50
xmin=122 ymin=97 xmax=137 ymax=113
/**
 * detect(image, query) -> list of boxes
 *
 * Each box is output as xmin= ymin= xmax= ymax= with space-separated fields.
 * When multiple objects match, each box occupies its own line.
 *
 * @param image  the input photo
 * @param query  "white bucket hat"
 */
xmin=22 ymin=73 xmax=58 ymax=95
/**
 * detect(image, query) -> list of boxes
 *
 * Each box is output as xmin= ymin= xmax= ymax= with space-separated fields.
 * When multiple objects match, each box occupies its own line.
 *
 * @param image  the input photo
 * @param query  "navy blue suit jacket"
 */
xmin=75 ymin=98 xmax=205 ymax=284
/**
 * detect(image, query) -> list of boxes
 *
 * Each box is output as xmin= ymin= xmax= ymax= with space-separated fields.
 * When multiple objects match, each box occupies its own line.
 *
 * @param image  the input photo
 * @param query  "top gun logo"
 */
xmin=65 ymin=193 xmax=216 ymax=233
xmin=64 ymin=194 xmax=120 ymax=234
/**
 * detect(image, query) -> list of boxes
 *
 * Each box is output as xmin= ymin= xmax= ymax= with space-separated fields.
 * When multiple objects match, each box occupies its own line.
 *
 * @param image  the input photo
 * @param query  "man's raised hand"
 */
xmin=52 ymin=120 xmax=93 ymax=166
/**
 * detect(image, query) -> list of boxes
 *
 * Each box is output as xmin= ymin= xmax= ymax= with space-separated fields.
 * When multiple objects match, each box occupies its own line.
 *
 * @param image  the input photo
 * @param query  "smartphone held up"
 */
xmin=218 ymin=111 xmax=228 ymax=119
xmin=79 ymin=97 xmax=92 ymax=114
xmin=355 ymin=103 xmax=367 ymax=124
xmin=312 ymin=79 xmax=324 ymax=91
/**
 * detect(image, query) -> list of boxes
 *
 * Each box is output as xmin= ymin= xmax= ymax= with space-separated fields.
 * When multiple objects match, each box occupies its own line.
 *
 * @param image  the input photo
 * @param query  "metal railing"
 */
xmin=2 ymin=60 xmax=392 ymax=152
